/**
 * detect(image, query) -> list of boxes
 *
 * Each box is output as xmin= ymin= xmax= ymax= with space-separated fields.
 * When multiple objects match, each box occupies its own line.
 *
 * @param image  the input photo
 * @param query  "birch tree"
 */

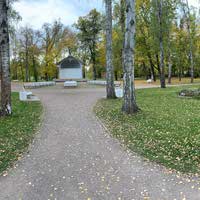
xmin=182 ymin=0 xmax=195 ymax=83
xmin=166 ymin=1 xmax=176 ymax=84
xmin=105 ymin=0 xmax=116 ymax=98
xmin=156 ymin=0 xmax=166 ymax=88
xmin=0 ymin=0 xmax=12 ymax=116
xmin=122 ymin=0 xmax=139 ymax=114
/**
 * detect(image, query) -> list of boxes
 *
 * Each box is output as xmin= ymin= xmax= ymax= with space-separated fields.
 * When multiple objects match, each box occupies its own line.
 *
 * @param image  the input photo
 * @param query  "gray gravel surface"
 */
xmin=0 ymin=84 xmax=199 ymax=200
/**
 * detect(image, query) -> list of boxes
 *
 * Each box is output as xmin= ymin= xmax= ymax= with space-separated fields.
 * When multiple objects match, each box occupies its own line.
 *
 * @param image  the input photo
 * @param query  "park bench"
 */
xmin=87 ymin=80 xmax=121 ymax=87
xmin=88 ymin=80 xmax=123 ymax=97
xmin=64 ymin=81 xmax=78 ymax=88
xmin=88 ymin=80 xmax=107 ymax=85
xmin=24 ymin=81 xmax=56 ymax=89
xmin=19 ymin=91 xmax=39 ymax=101
xmin=147 ymin=79 xmax=153 ymax=83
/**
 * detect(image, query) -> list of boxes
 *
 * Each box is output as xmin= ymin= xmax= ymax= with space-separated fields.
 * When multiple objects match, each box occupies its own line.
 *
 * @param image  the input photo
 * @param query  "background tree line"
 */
xmin=10 ymin=0 xmax=200 ymax=84
xmin=11 ymin=21 xmax=78 ymax=82
xmin=1 ymin=0 xmax=200 ymax=116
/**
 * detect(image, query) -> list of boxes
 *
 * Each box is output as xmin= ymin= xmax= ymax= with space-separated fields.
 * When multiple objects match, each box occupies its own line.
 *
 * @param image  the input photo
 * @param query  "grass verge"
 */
xmin=0 ymin=92 xmax=42 ymax=174
xmin=94 ymin=85 xmax=200 ymax=174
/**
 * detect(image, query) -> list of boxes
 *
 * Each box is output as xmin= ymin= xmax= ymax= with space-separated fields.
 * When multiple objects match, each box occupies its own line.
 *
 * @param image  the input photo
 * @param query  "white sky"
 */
xmin=13 ymin=0 xmax=104 ymax=29
xmin=14 ymin=0 xmax=199 ymax=29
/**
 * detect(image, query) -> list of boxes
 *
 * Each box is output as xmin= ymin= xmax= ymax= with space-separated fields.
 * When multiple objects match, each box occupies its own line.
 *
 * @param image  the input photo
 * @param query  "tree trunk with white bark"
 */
xmin=0 ymin=0 xmax=12 ymax=116
xmin=105 ymin=0 xmax=116 ymax=99
xmin=122 ymin=0 xmax=139 ymax=114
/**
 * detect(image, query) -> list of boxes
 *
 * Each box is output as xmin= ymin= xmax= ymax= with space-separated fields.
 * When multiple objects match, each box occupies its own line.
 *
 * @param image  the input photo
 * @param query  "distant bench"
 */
xmin=24 ymin=82 xmax=56 ymax=89
xmin=88 ymin=80 xmax=123 ymax=97
xmin=147 ymin=79 xmax=153 ymax=83
xmin=64 ymin=81 xmax=78 ymax=88
xmin=87 ymin=80 xmax=121 ymax=87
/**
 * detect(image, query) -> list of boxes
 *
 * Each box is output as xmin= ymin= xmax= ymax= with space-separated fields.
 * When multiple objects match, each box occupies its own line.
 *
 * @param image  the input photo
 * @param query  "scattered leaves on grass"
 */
xmin=0 ymin=92 xmax=42 ymax=174
xmin=94 ymin=86 xmax=200 ymax=174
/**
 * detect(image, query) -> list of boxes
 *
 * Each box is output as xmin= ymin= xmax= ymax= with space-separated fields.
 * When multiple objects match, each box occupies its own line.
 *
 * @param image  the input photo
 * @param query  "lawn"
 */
xmin=95 ymin=85 xmax=200 ymax=174
xmin=0 ymin=93 xmax=42 ymax=174
xmin=134 ymin=77 xmax=200 ymax=86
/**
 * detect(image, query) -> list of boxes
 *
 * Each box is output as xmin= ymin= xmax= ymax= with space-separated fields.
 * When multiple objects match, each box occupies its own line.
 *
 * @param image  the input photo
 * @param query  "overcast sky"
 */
xmin=14 ymin=0 xmax=199 ymax=29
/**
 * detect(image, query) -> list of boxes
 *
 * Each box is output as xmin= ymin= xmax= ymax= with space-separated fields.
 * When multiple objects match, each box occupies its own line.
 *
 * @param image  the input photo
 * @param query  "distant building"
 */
xmin=57 ymin=56 xmax=83 ymax=79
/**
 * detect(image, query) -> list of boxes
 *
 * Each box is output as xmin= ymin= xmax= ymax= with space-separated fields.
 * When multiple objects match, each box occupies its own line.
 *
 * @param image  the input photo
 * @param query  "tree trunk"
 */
xmin=150 ymin=65 xmax=156 ymax=81
xmin=184 ymin=0 xmax=194 ymax=83
xmin=15 ymin=63 xmax=18 ymax=80
xmin=142 ymin=61 xmax=149 ymax=79
xmin=189 ymin=49 xmax=194 ymax=83
xmin=25 ymin=35 xmax=29 ymax=82
xmin=120 ymin=0 xmax=125 ymax=81
xmin=168 ymin=52 xmax=172 ymax=84
xmin=82 ymin=65 xmax=86 ymax=79
xmin=92 ymin=56 xmax=96 ymax=80
xmin=90 ymin=44 xmax=97 ymax=80
xmin=114 ymin=71 xmax=118 ymax=80
xmin=0 ymin=0 xmax=12 ymax=116
xmin=105 ymin=0 xmax=116 ymax=99
xmin=20 ymin=60 xmax=24 ymax=82
xmin=180 ymin=0 xmax=194 ymax=82
xmin=32 ymin=55 xmax=38 ymax=82
xmin=179 ymin=68 xmax=182 ymax=81
xmin=122 ymin=0 xmax=139 ymax=114
xmin=157 ymin=0 xmax=166 ymax=88
xmin=147 ymin=53 xmax=156 ymax=81
xmin=167 ymin=29 xmax=172 ymax=84
xmin=168 ymin=62 xmax=172 ymax=84
xmin=156 ymin=53 xmax=160 ymax=75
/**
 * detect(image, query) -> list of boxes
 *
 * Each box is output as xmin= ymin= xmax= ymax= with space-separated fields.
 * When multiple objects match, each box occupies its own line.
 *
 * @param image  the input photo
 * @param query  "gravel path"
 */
xmin=0 ymin=85 xmax=199 ymax=200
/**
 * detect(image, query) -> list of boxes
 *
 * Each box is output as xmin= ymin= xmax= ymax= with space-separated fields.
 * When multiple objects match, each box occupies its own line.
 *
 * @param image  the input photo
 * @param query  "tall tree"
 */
xmin=136 ymin=0 xmax=157 ymax=82
xmin=105 ymin=0 xmax=116 ymax=98
xmin=42 ymin=21 xmax=67 ymax=80
xmin=156 ymin=0 xmax=166 ymax=88
xmin=75 ymin=9 xmax=102 ymax=80
xmin=182 ymin=0 xmax=195 ymax=83
xmin=29 ymin=29 xmax=42 ymax=82
xmin=0 ymin=0 xmax=12 ymax=116
xmin=122 ymin=0 xmax=139 ymax=114
xmin=165 ymin=1 xmax=176 ymax=84
xmin=114 ymin=0 xmax=126 ymax=79
xmin=20 ymin=27 xmax=31 ymax=82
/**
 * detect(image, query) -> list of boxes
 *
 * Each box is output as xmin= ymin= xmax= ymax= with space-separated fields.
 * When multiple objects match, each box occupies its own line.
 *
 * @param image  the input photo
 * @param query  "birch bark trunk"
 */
xmin=105 ymin=0 xmax=116 ymax=99
xmin=0 ymin=0 xmax=12 ymax=116
xmin=122 ymin=0 xmax=139 ymax=114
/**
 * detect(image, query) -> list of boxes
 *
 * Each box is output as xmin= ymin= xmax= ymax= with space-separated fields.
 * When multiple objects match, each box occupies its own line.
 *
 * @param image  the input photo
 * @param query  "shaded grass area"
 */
xmin=94 ymin=86 xmax=200 ymax=174
xmin=0 ymin=93 xmax=42 ymax=174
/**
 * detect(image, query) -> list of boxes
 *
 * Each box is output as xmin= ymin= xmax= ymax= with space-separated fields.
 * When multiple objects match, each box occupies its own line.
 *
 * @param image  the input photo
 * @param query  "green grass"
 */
xmin=94 ymin=86 xmax=200 ymax=174
xmin=0 ymin=93 xmax=42 ymax=174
